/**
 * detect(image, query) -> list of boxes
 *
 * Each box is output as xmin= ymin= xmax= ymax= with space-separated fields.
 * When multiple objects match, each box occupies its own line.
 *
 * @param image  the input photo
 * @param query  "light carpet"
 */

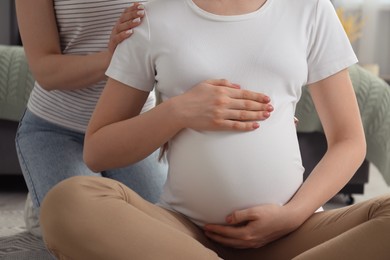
xmin=0 ymin=191 xmax=53 ymax=260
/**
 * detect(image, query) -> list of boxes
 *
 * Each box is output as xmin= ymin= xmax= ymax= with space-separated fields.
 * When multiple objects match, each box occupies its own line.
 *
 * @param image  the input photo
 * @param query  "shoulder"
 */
xmin=274 ymin=0 xmax=336 ymax=24
xmin=145 ymin=0 xmax=182 ymax=10
xmin=144 ymin=0 xmax=185 ymax=27
xmin=283 ymin=0 xmax=337 ymax=12
xmin=270 ymin=0 xmax=322 ymax=17
xmin=273 ymin=0 xmax=319 ymax=8
xmin=268 ymin=0 xmax=323 ymax=25
xmin=299 ymin=0 xmax=337 ymax=16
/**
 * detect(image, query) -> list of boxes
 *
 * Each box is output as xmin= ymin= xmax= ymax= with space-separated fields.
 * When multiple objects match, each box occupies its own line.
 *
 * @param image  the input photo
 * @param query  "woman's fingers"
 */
xmin=219 ymin=120 xmax=260 ymax=131
xmin=227 ymin=98 xmax=273 ymax=113
xmin=206 ymin=79 xmax=241 ymax=89
xmin=117 ymin=4 xmax=145 ymax=32
xmin=207 ymin=79 xmax=271 ymax=104
xmin=108 ymin=3 xmax=145 ymax=52
xmin=206 ymin=79 xmax=273 ymax=120
xmin=227 ymin=109 xmax=271 ymax=121
xmin=209 ymin=109 xmax=269 ymax=131
xmin=228 ymin=87 xmax=271 ymax=104
xmin=177 ymin=79 xmax=274 ymax=131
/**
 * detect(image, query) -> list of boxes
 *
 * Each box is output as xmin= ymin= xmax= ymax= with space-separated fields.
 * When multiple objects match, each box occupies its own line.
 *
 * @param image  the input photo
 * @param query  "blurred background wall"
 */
xmin=0 ymin=0 xmax=21 ymax=45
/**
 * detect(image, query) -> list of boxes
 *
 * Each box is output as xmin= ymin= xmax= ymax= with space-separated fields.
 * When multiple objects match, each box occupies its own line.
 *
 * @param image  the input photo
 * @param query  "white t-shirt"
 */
xmin=107 ymin=0 xmax=357 ymax=225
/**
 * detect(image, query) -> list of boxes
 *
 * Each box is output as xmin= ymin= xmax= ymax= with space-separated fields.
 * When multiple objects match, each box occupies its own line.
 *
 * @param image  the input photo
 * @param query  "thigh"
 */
xmin=15 ymin=110 xmax=99 ymax=207
xmin=103 ymin=150 xmax=168 ymax=203
xmin=41 ymin=176 xmax=221 ymax=260
xmin=218 ymin=196 xmax=390 ymax=260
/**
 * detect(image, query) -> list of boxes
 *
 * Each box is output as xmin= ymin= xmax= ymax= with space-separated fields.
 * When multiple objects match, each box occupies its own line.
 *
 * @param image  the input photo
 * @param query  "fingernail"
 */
xmin=133 ymin=17 xmax=141 ymax=23
xmin=125 ymin=29 xmax=133 ymax=35
xmin=226 ymin=215 xmax=233 ymax=223
xmin=253 ymin=122 xmax=260 ymax=129
xmin=268 ymin=105 xmax=274 ymax=111
xmin=137 ymin=10 xmax=145 ymax=16
xmin=137 ymin=4 xmax=145 ymax=10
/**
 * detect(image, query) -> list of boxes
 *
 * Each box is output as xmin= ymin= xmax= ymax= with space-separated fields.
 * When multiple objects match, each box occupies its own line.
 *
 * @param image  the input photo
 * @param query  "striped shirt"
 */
xmin=27 ymin=0 xmax=155 ymax=132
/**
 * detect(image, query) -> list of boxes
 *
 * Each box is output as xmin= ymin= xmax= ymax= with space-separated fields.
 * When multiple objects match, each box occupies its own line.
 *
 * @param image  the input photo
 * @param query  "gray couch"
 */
xmin=0 ymin=119 xmax=21 ymax=175
xmin=0 ymin=45 xmax=34 ymax=177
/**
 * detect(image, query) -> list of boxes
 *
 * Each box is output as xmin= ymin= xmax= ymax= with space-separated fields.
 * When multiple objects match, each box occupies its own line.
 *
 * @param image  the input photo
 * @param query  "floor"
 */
xmin=1 ymin=163 xmax=390 ymax=237
xmin=324 ymin=163 xmax=390 ymax=209
xmin=0 ymin=176 xmax=52 ymax=260
xmin=0 ymin=176 xmax=28 ymax=237
xmin=356 ymin=164 xmax=390 ymax=201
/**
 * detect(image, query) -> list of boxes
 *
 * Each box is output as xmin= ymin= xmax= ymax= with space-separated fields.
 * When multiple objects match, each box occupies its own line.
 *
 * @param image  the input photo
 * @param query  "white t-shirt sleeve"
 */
xmin=306 ymin=0 xmax=358 ymax=85
xmin=105 ymin=13 xmax=155 ymax=92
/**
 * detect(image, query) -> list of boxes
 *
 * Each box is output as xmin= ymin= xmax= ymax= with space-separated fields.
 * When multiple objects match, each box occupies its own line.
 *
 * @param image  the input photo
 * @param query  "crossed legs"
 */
xmin=40 ymin=176 xmax=390 ymax=260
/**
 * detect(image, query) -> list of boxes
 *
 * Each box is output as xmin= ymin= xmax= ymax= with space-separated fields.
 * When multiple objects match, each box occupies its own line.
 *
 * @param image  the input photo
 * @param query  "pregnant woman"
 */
xmin=40 ymin=0 xmax=390 ymax=259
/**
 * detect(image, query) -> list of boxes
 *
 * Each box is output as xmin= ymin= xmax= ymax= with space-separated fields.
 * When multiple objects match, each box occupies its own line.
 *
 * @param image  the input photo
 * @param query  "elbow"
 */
xmin=357 ymin=133 xmax=367 ymax=164
xmin=83 ymin=146 xmax=102 ymax=173
xmin=353 ymin=124 xmax=367 ymax=165
xmin=29 ymin=65 xmax=56 ymax=91
xmin=349 ymin=131 xmax=367 ymax=167
xmin=327 ymin=129 xmax=367 ymax=167
xmin=34 ymin=76 xmax=57 ymax=91
xmin=28 ymin=54 xmax=64 ymax=91
xmin=343 ymin=131 xmax=367 ymax=167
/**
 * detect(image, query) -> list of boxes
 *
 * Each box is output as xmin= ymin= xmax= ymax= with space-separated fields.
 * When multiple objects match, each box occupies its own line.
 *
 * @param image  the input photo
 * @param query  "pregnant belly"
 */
xmin=159 ymin=122 xmax=304 ymax=226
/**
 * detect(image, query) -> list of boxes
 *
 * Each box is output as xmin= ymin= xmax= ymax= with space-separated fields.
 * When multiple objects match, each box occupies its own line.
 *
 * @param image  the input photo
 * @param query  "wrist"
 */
xmin=99 ymin=50 xmax=112 ymax=71
xmin=282 ymin=201 xmax=313 ymax=229
xmin=165 ymin=95 xmax=188 ymax=130
xmin=156 ymin=96 xmax=187 ymax=135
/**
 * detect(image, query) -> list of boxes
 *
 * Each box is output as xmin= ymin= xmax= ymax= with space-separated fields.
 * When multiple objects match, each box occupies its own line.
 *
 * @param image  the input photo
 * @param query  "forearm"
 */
xmin=16 ymin=0 xmax=142 ymax=91
xmin=288 ymin=137 xmax=365 ymax=221
xmin=30 ymin=51 xmax=110 ymax=91
xmin=16 ymin=0 xmax=109 ymax=91
xmin=284 ymin=69 xmax=366 ymax=227
xmin=84 ymin=98 xmax=182 ymax=172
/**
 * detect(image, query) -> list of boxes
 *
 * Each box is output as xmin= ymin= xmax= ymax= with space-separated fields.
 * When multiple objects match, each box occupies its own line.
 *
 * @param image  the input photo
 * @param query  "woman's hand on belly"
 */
xmin=172 ymin=79 xmax=273 ymax=131
xmin=203 ymin=203 xmax=301 ymax=249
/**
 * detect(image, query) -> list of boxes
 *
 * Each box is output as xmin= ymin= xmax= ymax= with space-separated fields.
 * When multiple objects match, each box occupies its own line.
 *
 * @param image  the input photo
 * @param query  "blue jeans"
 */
xmin=16 ymin=109 xmax=168 ymax=208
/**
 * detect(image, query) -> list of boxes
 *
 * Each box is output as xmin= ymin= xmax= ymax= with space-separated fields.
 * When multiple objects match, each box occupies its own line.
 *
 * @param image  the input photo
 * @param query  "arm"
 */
xmin=84 ymin=78 xmax=273 ymax=172
xmin=15 ymin=0 xmax=144 ymax=91
xmin=204 ymin=69 xmax=366 ymax=248
xmin=285 ymin=68 xmax=366 ymax=222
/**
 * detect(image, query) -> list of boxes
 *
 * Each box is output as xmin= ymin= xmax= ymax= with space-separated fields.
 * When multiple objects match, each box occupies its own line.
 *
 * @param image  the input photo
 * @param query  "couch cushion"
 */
xmin=0 ymin=45 xmax=34 ymax=122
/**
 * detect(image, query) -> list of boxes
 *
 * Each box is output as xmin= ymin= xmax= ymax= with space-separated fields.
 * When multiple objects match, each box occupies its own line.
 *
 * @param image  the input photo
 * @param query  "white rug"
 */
xmin=0 ymin=232 xmax=53 ymax=260
xmin=0 ymin=194 xmax=53 ymax=259
xmin=0 ymin=210 xmax=26 ymax=237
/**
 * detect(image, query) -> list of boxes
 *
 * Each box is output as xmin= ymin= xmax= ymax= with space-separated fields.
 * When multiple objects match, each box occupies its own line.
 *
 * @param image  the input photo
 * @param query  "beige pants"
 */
xmin=40 ymin=176 xmax=390 ymax=260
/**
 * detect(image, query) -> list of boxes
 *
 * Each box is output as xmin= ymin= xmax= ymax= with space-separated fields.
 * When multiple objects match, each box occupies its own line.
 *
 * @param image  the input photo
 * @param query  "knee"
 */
xmin=40 ymin=176 xmax=103 ymax=241
xmin=40 ymin=176 xmax=131 ymax=229
xmin=41 ymin=176 xmax=93 ymax=211
xmin=370 ymin=194 xmax=390 ymax=218
xmin=41 ymin=176 xmax=77 ymax=213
